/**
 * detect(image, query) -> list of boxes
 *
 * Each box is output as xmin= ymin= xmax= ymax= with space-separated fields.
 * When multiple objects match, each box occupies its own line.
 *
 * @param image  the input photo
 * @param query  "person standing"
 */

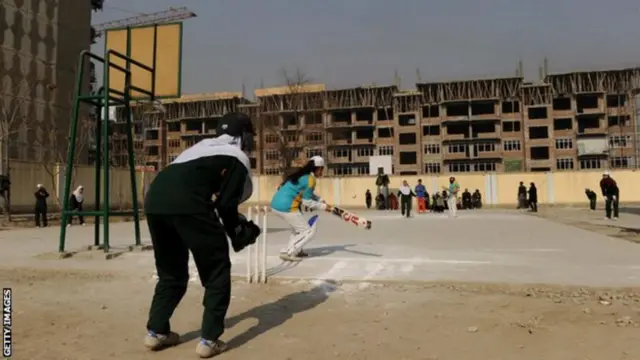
xmin=585 ymin=188 xmax=597 ymax=211
xmin=398 ymin=180 xmax=416 ymax=218
xmin=365 ymin=189 xmax=372 ymax=209
xmin=599 ymin=171 xmax=619 ymax=220
xmin=461 ymin=188 xmax=472 ymax=209
xmin=528 ymin=182 xmax=538 ymax=213
xmin=414 ymin=179 xmax=427 ymax=213
xmin=472 ymin=189 xmax=482 ymax=209
xmin=517 ymin=182 xmax=527 ymax=209
xmin=446 ymin=177 xmax=460 ymax=218
xmin=142 ymin=112 xmax=260 ymax=357
xmin=34 ymin=184 xmax=49 ymax=227
xmin=271 ymin=156 xmax=327 ymax=261
xmin=375 ymin=168 xmax=390 ymax=210
xmin=69 ymin=185 xmax=85 ymax=226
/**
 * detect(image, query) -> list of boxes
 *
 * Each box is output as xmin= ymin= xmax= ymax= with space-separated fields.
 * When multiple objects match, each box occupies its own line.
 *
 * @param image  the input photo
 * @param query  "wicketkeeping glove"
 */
xmin=230 ymin=214 xmax=261 ymax=252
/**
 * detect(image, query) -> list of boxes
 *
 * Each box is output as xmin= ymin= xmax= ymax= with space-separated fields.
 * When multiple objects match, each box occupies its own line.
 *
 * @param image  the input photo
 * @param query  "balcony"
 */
xmin=577 ymin=128 xmax=607 ymax=136
xmin=353 ymin=119 xmax=375 ymax=128
xmin=526 ymin=138 xmax=551 ymax=146
xmin=353 ymin=137 xmax=374 ymax=145
xmin=527 ymin=159 xmax=553 ymax=168
xmin=469 ymin=114 xmax=499 ymax=121
xmin=376 ymin=137 xmax=394 ymax=145
xmin=442 ymin=151 xmax=469 ymax=160
xmin=328 ymin=138 xmax=352 ymax=146
xmin=471 ymin=131 xmax=500 ymax=140
xmin=326 ymin=121 xmax=352 ymax=128
xmin=376 ymin=119 xmax=393 ymax=127
xmin=474 ymin=150 xmax=503 ymax=159
xmin=551 ymin=109 xmax=574 ymax=117
xmin=442 ymin=133 xmax=467 ymax=141
xmin=328 ymin=155 xmax=352 ymax=164
xmin=442 ymin=115 xmax=470 ymax=122
xmin=576 ymin=107 xmax=604 ymax=116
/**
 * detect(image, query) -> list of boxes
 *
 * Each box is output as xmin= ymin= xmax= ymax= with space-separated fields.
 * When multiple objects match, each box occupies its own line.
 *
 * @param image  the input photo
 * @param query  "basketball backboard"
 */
xmin=104 ymin=23 xmax=183 ymax=100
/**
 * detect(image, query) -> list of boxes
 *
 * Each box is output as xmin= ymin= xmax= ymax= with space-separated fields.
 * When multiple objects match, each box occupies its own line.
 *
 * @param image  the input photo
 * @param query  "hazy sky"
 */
xmin=91 ymin=0 xmax=640 ymax=97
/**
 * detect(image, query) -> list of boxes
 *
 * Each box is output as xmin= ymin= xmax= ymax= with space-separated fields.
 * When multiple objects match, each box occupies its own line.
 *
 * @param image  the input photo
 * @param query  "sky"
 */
xmin=91 ymin=0 xmax=640 ymax=97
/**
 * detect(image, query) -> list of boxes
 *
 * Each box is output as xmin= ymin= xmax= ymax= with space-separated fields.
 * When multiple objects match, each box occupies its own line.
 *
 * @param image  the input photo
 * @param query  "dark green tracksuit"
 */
xmin=144 ymin=140 xmax=251 ymax=342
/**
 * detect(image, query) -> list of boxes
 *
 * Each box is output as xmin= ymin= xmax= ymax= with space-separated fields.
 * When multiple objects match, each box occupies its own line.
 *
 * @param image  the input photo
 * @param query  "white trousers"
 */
xmin=273 ymin=210 xmax=317 ymax=255
xmin=447 ymin=197 xmax=457 ymax=217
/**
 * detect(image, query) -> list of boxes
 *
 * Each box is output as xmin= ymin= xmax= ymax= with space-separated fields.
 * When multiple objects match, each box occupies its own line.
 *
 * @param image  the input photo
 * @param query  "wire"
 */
xmin=103 ymin=5 xmax=146 ymax=16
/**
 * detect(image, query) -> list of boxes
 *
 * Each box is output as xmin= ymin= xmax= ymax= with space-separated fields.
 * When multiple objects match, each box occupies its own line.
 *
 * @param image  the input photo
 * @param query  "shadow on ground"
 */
xmin=180 ymin=282 xmax=336 ymax=351
xmin=305 ymin=244 xmax=382 ymax=258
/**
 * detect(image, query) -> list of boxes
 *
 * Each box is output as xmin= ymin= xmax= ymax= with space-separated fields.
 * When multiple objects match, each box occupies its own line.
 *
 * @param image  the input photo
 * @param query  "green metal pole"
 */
xmin=123 ymin=83 xmax=142 ymax=246
xmin=93 ymin=88 xmax=103 ymax=247
xmin=58 ymin=52 xmax=87 ymax=253
xmin=102 ymin=55 xmax=112 ymax=252
xmin=123 ymin=26 xmax=142 ymax=246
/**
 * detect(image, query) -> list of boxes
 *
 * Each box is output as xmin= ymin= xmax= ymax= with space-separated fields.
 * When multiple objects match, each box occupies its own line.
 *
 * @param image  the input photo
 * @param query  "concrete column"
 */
xmin=333 ymin=178 xmax=341 ymax=206
xmin=483 ymin=174 xmax=493 ymax=205
xmin=546 ymin=172 xmax=555 ymax=204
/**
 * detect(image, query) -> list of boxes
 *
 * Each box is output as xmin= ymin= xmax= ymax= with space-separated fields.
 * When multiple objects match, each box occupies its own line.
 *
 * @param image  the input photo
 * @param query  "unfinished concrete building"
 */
xmin=255 ymin=84 xmax=327 ymax=175
xmin=132 ymin=66 xmax=640 ymax=176
xmin=412 ymin=78 xmax=523 ymax=174
xmin=131 ymin=93 xmax=253 ymax=171
xmin=325 ymin=86 xmax=396 ymax=176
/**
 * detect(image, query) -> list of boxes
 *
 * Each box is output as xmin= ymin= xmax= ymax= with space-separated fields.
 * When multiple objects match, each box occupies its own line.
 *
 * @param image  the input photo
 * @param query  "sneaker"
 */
xmin=279 ymin=253 xmax=302 ymax=262
xmin=613 ymin=217 xmax=619 ymax=221
xmin=144 ymin=330 xmax=180 ymax=351
xmin=196 ymin=339 xmax=227 ymax=358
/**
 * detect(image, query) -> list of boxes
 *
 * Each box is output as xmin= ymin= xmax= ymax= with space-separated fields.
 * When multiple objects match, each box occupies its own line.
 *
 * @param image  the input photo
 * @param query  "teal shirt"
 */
xmin=270 ymin=174 xmax=317 ymax=213
xmin=448 ymin=182 xmax=459 ymax=197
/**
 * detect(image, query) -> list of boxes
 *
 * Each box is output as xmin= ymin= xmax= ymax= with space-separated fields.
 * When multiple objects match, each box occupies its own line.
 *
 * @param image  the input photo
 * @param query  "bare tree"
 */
xmin=38 ymin=114 xmax=92 ymax=209
xmin=262 ymin=68 xmax=316 ymax=174
xmin=0 ymin=71 xmax=48 ymax=220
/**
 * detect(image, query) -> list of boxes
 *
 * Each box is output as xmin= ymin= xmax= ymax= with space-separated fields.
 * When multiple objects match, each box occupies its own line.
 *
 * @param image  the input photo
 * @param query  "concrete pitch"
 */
xmin=1 ymin=210 xmax=640 ymax=287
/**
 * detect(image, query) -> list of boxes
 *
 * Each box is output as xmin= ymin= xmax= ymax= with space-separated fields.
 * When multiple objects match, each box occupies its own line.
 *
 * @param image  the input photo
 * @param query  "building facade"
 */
xmin=0 ymin=0 xmax=95 ymax=165
xmin=124 ymin=67 xmax=640 ymax=176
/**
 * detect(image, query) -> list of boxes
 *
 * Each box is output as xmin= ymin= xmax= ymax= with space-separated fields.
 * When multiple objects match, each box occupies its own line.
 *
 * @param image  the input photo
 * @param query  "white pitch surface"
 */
xmin=136 ymin=210 xmax=640 ymax=287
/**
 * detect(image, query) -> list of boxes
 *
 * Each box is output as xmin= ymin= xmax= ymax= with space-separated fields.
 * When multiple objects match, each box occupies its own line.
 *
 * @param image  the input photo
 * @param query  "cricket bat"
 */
xmin=326 ymin=205 xmax=372 ymax=230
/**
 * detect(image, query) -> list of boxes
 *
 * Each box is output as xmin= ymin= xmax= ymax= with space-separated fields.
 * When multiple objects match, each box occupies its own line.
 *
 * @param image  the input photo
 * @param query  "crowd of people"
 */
xmin=368 ymin=170 xmax=622 ymax=221
xmin=368 ymin=175 xmax=483 ymax=218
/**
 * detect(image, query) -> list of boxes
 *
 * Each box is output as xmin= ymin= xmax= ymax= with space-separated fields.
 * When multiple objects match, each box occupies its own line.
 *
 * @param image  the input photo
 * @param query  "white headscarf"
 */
xmin=73 ymin=186 xmax=84 ymax=203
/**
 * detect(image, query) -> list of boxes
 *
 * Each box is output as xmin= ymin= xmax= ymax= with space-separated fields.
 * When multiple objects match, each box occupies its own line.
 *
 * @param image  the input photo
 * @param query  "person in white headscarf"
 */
xmin=68 ymin=185 xmax=85 ymax=226
xmin=397 ymin=180 xmax=416 ymax=218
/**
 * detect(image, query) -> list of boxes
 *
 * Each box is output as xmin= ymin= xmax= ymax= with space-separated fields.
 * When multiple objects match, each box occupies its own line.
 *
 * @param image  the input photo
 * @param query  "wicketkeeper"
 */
xmin=142 ymin=112 xmax=261 ymax=358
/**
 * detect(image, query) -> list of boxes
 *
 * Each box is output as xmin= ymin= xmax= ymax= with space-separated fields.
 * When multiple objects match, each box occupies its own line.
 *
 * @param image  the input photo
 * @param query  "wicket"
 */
xmin=246 ymin=205 xmax=268 ymax=284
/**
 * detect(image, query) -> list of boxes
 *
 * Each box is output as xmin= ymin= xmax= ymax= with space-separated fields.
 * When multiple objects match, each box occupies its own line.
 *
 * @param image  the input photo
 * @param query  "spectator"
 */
xmin=34 ymin=184 xmax=49 ymax=227
xmin=599 ymin=171 xmax=619 ymax=220
xmin=528 ymin=182 xmax=538 ymax=213
xmin=69 ymin=185 xmax=86 ymax=226
xmin=517 ymin=182 xmax=527 ymax=209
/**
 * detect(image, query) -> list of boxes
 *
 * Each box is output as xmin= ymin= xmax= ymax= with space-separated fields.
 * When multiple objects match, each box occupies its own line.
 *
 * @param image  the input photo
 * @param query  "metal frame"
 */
xmin=58 ymin=38 xmax=158 ymax=253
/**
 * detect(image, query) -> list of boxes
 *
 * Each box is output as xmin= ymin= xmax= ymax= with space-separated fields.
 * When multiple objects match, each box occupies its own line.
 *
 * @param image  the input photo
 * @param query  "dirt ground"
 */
xmin=3 ymin=267 xmax=639 ymax=360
